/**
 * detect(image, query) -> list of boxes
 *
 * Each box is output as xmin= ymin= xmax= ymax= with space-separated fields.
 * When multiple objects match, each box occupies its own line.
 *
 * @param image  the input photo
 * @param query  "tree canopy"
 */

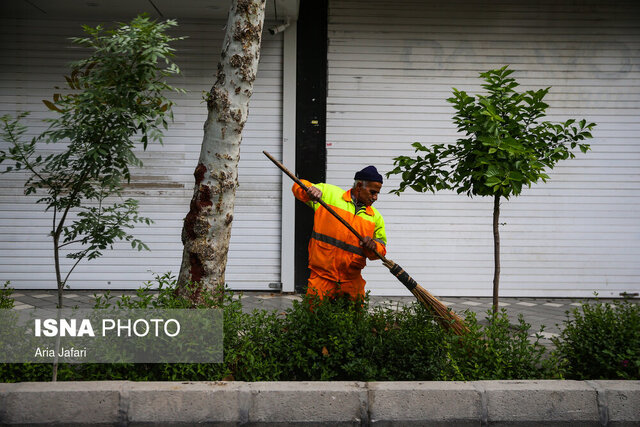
xmin=388 ymin=66 xmax=595 ymax=199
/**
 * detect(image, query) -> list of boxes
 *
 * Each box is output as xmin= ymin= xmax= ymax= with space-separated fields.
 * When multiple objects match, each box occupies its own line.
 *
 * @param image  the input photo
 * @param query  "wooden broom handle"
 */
xmin=263 ymin=150 xmax=389 ymax=263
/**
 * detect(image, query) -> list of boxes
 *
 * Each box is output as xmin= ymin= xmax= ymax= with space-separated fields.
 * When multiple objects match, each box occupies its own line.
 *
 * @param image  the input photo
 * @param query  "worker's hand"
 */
xmin=307 ymin=186 xmax=322 ymax=202
xmin=360 ymin=236 xmax=377 ymax=252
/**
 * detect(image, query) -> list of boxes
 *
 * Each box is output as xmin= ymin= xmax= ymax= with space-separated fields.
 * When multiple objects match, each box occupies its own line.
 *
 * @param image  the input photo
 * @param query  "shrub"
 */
xmin=0 ymin=274 xmax=239 ymax=383
xmin=362 ymin=302 xmax=448 ymax=381
xmin=226 ymin=295 xmax=448 ymax=381
xmin=0 ymin=281 xmax=14 ymax=309
xmin=77 ymin=272 xmax=241 ymax=382
xmin=0 ymin=282 xmax=77 ymax=382
xmin=88 ymin=287 xmax=448 ymax=381
xmin=89 ymin=281 xmax=448 ymax=382
xmin=444 ymin=309 xmax=552 ymax=380
xmin=0 ymin=363 xmax=73 ymax=383
xmin=11 ymin=276 xmax=635 ymax=383
xmin=552 ymin=298 xmax=640 ymax=380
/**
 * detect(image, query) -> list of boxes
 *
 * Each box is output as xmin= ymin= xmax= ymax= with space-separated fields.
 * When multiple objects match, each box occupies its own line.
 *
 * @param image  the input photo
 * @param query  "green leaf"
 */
xmin=508 ymin=171 xmax=524 ymax=181
xmin=486 ymin=165 xmax=500 ymax=177
xmin=512 ymin=180 xmax=523 ymax=194
xmin=485 ymin=177 xmax=502 ymax=187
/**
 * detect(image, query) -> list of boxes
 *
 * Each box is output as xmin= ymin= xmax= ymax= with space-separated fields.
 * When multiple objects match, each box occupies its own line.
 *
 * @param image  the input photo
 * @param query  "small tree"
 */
xmin=0 ymin=15 xmax=183 ymax=309
xmin=388 ymin=66 xmax=595 ymax=313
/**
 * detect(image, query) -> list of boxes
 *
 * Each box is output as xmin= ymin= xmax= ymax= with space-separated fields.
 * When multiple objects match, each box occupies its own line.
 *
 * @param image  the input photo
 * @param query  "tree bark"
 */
xmin=492 ymin=194 xmax=501 ymax=314
xmin=177 ymin=0 xmax=266 ymax=294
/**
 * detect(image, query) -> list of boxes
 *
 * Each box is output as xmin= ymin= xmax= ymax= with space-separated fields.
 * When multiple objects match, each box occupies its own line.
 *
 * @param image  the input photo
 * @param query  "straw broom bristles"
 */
xmin=383 ymin=259 xmax=469 ymax=336
xmin=410 ymin=283 xmax=469 ymax=336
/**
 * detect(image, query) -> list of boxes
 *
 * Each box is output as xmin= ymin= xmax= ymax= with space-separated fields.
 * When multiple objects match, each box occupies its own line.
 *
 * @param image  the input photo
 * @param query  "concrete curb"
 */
xmin=0 ymin=380 xmax=639 ymax=426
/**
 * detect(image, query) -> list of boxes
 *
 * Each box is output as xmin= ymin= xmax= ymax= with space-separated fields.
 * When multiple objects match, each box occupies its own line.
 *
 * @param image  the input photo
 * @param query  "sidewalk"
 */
xmin=10 ymin=289 xmax=616 ymax=346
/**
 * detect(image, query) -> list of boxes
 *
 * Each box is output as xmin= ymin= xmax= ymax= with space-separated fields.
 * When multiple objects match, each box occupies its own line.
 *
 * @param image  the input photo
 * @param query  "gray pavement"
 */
xmin=10 ymin=289 xmax=634 ymax=348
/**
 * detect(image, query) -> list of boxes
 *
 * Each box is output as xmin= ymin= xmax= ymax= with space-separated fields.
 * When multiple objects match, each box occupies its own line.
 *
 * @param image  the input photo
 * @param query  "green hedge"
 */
xmin=0 ymin=277 xmax=638 ymax=382
xmin=552 ymin=297 xmax=640 ymax=380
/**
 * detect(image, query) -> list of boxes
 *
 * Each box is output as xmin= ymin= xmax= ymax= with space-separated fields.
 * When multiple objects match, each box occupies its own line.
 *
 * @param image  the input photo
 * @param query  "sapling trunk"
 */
xmin=492 ymin=194 xmax=501 ymax=314
xmin=53 ymin=231 xmax=62 ymax=381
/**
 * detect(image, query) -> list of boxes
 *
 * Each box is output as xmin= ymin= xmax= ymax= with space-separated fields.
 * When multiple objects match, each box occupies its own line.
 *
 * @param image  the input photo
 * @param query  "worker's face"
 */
xmin=355 ymin=181 xmax=382 ymax=206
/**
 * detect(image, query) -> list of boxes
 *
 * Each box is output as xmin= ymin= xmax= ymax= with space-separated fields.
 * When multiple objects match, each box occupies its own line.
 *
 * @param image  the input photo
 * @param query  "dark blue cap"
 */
xmin=354 ymin=166 xmax=383 ymax=183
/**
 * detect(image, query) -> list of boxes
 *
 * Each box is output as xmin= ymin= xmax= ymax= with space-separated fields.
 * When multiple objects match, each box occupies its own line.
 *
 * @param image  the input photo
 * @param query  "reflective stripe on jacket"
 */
xmin=293 ymin=180 xmax=387 ymax=283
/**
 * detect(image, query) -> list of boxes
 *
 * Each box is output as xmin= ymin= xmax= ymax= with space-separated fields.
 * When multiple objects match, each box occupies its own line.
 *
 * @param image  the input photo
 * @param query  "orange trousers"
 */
xmin=306 ymin=270 xmax=366 ymax=301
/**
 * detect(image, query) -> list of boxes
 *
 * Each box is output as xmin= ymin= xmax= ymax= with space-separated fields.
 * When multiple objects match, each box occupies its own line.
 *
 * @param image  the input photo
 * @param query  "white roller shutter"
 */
xmin=0 ymin=17 xmax=283 ymax=290
xmin=327 ymin=0 xmax=640 ymax=297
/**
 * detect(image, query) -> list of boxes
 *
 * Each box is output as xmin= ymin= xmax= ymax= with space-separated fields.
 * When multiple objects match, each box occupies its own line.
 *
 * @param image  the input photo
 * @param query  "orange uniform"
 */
xmin=293 ymin=180 xmax=387 ymax=300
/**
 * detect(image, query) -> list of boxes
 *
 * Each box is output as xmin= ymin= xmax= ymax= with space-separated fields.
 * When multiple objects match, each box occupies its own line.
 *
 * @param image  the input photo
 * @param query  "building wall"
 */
xmin=326 ymin=0 xmax=640 ymax=297
xmin=0 ymin=17 xmax=284 ymax=290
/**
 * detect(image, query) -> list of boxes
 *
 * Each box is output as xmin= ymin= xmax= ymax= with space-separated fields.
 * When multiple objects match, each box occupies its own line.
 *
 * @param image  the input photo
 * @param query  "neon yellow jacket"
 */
xmin=293 ymin=180 xmax=387 ymax=282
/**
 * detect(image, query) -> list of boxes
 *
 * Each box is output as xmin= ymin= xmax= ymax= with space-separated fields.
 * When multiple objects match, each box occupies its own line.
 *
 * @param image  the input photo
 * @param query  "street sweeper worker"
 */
xmin=292 ymin=165 xmax=387 ymax=301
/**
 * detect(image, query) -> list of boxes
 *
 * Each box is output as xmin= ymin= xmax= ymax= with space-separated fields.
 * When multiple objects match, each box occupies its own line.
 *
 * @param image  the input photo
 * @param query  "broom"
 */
xmin=264 ymin=151 xmax=468 ymax=335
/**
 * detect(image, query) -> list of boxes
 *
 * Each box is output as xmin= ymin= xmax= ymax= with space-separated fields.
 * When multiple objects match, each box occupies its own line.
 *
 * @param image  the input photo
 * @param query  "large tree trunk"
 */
xmin=178 ymin=0 xmax=266 ymax=294
xmin=492 ymin=194 xmax=501 ymax=314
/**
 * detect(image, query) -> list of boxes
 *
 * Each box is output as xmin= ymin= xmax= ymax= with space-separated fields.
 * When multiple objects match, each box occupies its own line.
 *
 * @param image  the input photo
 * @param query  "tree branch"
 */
xmin=61 ymin=253 xmax=87 ymax=289
xmin=58 ymin=239 xmax=84 ymax=249
xmin=5 ymin=125 xmax=49 ymax=184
